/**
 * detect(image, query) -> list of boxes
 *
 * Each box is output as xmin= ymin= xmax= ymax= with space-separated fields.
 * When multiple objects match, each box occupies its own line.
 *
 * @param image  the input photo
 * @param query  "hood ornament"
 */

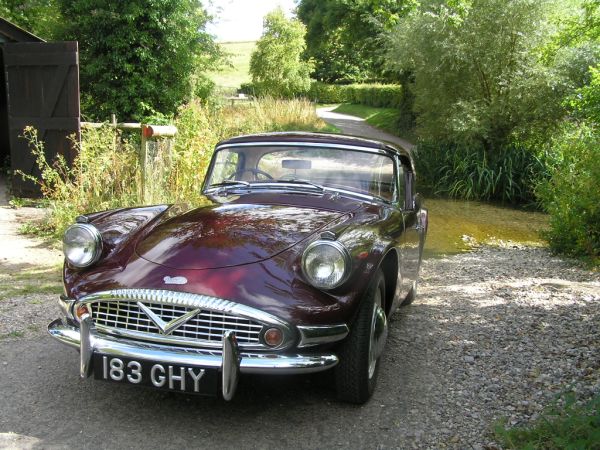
xmin=163 ymin=275 xmax=188 ymax=285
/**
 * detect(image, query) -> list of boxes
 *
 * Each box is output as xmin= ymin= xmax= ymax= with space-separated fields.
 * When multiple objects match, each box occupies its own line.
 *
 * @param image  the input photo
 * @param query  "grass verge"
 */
xmin=0 ymin=264 xmax=63 ymax=300
xmin=494 ymin=392 xmax=600 ymax=449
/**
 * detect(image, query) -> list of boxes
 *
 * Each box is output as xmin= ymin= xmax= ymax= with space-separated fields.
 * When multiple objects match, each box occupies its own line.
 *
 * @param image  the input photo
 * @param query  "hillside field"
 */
xmin=209 ymin=41 xmax=255 ymax=93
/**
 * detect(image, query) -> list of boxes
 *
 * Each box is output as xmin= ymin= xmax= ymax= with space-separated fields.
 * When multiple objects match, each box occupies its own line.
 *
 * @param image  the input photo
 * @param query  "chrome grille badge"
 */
xmin=136 ymin=301 xmax=200 ymax=335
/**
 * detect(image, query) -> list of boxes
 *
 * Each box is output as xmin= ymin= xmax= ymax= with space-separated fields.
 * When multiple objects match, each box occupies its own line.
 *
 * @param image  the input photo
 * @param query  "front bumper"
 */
xmin=48 ymin=317 xmax=339 ymax=399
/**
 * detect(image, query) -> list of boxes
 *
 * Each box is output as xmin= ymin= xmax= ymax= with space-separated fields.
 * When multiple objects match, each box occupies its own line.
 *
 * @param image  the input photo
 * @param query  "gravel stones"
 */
xmin=391 ymin=245 xmax=600 ymax=448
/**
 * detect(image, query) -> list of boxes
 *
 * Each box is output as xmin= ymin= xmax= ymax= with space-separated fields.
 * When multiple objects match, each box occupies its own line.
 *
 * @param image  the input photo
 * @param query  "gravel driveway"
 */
xmin=0 ymin=182 xmax=598 ymax=447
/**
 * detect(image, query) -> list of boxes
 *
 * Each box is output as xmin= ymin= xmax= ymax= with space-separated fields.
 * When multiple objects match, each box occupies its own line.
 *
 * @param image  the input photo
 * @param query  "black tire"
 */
xmin=335 ymin=269 xmax=386 ymax=404
xmin=401 ymin=280 xmax=418 ymax=306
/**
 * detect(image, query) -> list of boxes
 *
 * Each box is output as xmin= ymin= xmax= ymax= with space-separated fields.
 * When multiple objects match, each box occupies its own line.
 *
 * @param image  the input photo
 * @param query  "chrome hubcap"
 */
xmin=368 ymin=289 xmax=388 ymax=379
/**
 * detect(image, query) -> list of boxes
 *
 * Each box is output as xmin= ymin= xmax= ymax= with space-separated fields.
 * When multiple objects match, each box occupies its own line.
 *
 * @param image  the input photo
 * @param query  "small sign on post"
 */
xmin=80 ymin=119 xmax=177 ymax=204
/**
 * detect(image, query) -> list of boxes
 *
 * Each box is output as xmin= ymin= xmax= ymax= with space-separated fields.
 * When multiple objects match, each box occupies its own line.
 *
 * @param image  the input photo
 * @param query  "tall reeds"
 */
xmin=413 ymin=141 xmax=543 ymax=204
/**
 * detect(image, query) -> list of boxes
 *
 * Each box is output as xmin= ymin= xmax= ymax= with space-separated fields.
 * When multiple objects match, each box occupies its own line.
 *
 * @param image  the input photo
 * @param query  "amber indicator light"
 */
xmin=264 ymin=328 xmax=283 ymax=347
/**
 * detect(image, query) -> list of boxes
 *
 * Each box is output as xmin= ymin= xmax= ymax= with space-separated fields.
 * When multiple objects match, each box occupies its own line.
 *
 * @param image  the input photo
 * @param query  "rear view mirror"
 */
xmin=282 ymin=159 xmax=312 ymax=170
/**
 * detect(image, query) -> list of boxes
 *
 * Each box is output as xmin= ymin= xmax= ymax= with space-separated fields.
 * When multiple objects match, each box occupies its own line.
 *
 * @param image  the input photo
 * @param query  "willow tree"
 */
xmin=386 ymin=0 xmax=568 ymax=151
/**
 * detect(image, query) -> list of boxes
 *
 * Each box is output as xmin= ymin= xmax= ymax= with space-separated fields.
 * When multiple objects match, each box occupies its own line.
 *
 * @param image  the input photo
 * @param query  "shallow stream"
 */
xmin=423 ymin=198 xmax=548 ymax=256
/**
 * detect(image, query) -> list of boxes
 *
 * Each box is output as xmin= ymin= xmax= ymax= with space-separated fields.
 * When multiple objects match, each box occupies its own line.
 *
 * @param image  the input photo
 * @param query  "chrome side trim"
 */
xmin=48 ymin=319 xmax=338 ymax=375
xmin=297 ymin=324 xmax=349 ymax=348
xmin=77 ymin=289 xmax=296 ymax=351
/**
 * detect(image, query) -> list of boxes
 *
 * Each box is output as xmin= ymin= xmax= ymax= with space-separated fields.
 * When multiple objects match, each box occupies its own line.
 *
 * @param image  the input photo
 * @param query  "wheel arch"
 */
xmin=378 ymin=249 xmax=399 ymax=316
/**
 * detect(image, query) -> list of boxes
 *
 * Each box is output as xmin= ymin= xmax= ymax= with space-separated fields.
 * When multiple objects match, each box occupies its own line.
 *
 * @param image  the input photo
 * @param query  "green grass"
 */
xmin=0 ymin=331 xmax=25 ymax=339
xmin=209 ymin=41 xmax=256 ymax=92
xmin=495 ymin=392 xmax=600 ymax=449
xmin=0 ymin=265 xmax=63 ymax=300
xmin=332 ymin=103 xmax=417 ymax=142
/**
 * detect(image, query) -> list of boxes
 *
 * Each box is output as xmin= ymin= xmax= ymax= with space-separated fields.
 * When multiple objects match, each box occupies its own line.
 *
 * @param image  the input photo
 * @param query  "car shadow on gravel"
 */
xmin=0 ymin=309 xmax=436 ymax=449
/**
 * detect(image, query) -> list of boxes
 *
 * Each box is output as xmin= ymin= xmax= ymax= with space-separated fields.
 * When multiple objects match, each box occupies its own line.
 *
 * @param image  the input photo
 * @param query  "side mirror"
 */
xmin=413 ymin=193 xmax=423 ymax=211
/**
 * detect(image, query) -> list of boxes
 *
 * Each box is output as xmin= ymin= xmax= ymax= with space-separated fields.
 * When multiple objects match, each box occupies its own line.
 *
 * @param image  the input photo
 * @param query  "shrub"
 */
xmin=536 ymin=124 xmax=600 ymax=264
xmin=249 ymin=8 xmax=313 ymax=99
xmin=19 ymin=126 xmax=140 ymax=235
xmin=58 ymin=0 xmax=222 ymax=121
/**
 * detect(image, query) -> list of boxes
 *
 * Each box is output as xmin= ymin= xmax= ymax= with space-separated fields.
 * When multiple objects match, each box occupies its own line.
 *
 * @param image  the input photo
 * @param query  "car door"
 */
xmin=399 ymin=158 xmax=421 ymax=295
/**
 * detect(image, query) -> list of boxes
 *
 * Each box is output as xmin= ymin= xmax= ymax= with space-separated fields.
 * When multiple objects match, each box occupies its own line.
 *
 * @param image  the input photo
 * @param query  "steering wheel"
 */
xmin=227 ymin=168 xmax=273 ymax=181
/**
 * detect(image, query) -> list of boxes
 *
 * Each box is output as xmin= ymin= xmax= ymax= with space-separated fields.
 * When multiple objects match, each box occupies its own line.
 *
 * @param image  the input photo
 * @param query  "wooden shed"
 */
xmin=0 ymin=17 xmax=80 ymax=196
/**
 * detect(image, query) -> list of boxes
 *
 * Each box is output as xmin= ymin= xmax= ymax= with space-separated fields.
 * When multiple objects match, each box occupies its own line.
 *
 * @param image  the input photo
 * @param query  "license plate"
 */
xmin=92 ymin=354 xmax=219 ymax=395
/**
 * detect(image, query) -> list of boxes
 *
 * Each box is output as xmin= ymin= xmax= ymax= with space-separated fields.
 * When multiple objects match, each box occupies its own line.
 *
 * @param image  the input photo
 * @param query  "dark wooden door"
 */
xmin=3 ymin=41 xmax=80 ymax=196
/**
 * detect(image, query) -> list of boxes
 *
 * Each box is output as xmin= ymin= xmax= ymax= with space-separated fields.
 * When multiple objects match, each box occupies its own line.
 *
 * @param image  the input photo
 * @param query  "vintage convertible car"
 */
xmin=48 ymin=132 xmax=427 ymax=404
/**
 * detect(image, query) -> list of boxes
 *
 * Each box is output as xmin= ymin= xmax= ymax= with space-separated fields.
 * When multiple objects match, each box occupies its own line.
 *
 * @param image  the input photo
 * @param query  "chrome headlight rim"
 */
xmin=301 ymin=240 xmax=351 ymax=290
xmin=63 ymin=223 xmax=103 ymax=268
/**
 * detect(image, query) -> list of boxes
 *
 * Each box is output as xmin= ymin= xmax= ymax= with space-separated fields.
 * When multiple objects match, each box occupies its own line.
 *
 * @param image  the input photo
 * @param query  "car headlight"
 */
xmin=63 ymin=223 xmax=103 ymax=268
xmin=301 ymin=240 xmax=351 ymax=289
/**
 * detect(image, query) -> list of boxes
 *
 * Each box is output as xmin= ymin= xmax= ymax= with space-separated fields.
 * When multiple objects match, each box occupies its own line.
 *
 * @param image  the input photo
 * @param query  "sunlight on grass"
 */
xmin=495 ymin=391 xmax=600 ymax=449
xmin=0 ymin=265 xmax=63 ymax=300
xmin=332 ymin=103 xmax=416 ymax=142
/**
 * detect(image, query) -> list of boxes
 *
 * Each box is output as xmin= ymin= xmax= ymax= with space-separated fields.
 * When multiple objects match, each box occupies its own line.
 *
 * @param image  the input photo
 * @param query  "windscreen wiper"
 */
xmin=268 ymin=179 xmax=324 ymax=191
xmin=209 ymin=180 xmax=251 ymax=188
xmin=207 ymin=180 xmax=251 ymax=195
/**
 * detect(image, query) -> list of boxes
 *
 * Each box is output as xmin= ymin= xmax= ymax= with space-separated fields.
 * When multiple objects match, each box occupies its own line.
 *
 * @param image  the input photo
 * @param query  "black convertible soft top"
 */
xmin=216 ymin=131 xmax=411 ymax=159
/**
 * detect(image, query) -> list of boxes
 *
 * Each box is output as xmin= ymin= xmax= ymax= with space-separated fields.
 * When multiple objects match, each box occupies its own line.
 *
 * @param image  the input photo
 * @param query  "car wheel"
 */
xmin=335 ymin=269 xmax=387 ymax=404
xmin=401 ymin=279 xmax=418 ymax=306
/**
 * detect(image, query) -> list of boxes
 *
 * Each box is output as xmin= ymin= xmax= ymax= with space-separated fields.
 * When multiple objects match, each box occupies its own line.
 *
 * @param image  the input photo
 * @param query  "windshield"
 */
xmin=204 ymin=145 xmax=396 ymax=202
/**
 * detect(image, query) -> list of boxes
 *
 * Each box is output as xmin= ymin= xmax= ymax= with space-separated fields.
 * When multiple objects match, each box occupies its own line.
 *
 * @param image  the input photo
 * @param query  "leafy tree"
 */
xmin=572 ymin=65 xmax=600 ymax=122
xmin=57 ymin=0 xmax=222 ymax=120
xmin=249 ymin=8 xmax=313 ymax=98
xmin=0 ymin=0 xmax=61 ymax=39
xmin=297 ymin=0 xmax=413 ymax=83
xmin=386 ymin=0 xmax=568 ymax=152
xmin=544 ymin=0 xmax=600 ymax=89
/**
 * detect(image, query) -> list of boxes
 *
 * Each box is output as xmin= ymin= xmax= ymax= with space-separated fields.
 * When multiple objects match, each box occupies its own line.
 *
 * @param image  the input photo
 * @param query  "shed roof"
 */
xmin=0 ymin=17 xmax=44 ymax=44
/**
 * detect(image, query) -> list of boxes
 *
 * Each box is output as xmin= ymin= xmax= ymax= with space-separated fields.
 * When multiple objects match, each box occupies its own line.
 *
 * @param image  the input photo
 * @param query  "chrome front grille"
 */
xmin=91 ymin=301 xmax=263 ymax=345
xmin=77 ymin=289 xmax=294 ymax=351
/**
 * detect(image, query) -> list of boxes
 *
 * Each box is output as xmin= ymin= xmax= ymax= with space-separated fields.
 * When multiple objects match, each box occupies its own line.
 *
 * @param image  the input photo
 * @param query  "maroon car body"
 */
xmin=49 ymin=132 xmax=427 ymax=404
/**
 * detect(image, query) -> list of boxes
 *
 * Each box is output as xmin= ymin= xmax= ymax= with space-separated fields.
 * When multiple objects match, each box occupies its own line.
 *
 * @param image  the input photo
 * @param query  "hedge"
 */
xmin=307 ymin=82 xmax=402 ymax=108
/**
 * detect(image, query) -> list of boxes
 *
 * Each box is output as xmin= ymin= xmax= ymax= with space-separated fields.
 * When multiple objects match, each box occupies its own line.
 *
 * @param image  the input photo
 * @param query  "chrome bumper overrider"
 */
xmin=48 ymin=318 xmax=339 ymax=399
